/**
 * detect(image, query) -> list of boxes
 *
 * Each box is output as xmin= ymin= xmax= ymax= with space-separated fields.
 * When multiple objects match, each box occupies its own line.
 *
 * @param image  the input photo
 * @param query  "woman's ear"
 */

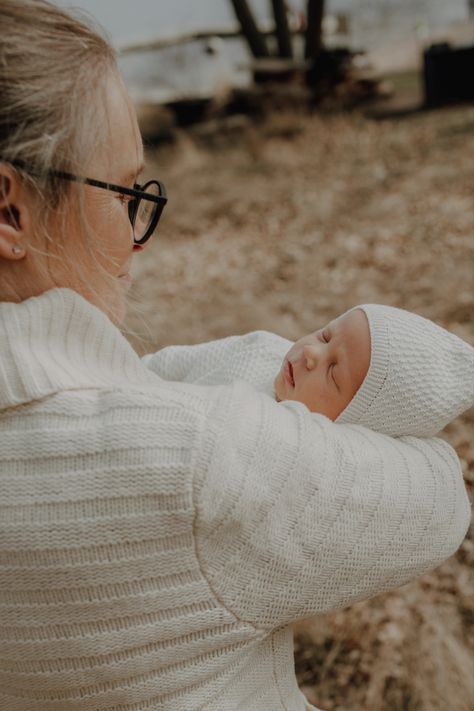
xmin=0 ymin=165 xmax=30 ymax=261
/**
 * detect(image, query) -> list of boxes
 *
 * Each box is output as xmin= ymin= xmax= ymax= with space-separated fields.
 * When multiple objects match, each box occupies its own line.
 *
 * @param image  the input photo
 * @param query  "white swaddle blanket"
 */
xmin=142 ymin=330 xmax=290 ymax=397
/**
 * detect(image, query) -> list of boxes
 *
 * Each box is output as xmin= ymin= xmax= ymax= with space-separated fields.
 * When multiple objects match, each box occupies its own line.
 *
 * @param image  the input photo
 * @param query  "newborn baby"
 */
xmin=144 ymin=304 xmax=474 ymax=439
xmin=274 ymin=304 xmax=474 ymax=437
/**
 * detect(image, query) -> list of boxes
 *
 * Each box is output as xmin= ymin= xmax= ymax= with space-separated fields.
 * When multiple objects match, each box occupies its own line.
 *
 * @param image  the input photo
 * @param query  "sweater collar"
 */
xmin=0 ymin=288 xmax=152 ymax=410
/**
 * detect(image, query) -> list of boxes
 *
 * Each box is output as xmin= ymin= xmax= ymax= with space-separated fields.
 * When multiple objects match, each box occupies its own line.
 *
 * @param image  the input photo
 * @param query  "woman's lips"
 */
xmin=283 ymin=359 xmax=295 ymax=387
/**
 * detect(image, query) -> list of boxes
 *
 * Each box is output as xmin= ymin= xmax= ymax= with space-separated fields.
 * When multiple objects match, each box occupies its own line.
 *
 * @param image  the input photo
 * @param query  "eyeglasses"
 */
xmin=7 ymin=161 xmax=168 ymax=245
xmin=50 ymin=170 xmax=168 ymax=245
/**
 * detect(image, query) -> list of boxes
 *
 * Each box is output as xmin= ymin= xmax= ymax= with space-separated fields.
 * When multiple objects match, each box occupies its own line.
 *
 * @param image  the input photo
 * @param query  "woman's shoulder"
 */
xmin=0 ymin=381 xmax=217 ymax=501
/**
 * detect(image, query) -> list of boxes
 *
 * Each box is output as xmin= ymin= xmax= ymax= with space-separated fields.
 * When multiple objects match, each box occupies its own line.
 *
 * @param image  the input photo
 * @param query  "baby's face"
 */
xmin=274 ymin=309 xmax=370 ymax=419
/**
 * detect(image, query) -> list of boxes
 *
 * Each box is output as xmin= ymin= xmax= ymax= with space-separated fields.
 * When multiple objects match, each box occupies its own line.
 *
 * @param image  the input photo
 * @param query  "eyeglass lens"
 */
xmin=130 ymin=182 xmax=162 ymax=243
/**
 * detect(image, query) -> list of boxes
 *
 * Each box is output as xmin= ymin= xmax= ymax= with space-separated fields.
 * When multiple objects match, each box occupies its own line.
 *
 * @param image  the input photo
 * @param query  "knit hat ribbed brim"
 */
xmin=336 ymin=304 xmax=474 ymax=437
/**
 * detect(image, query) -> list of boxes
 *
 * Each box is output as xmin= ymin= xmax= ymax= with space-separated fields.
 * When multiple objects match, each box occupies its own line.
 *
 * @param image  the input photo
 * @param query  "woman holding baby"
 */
xmin=0 ymin=2 xmax=472 ymax=710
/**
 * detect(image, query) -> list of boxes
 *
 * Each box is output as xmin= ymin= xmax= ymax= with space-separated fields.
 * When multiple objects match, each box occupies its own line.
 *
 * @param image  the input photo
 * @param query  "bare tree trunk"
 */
xmin=305 ymin=0 xmax=325 ymax=60
xmin=271 ymin=0 xmax=293 ymax=58
xmin=229 ymin=0 xmax=270 ymax=58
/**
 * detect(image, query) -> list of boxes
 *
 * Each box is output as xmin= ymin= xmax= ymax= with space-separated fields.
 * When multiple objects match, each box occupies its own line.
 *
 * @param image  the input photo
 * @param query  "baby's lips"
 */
xmin=284 ymin=359 xmax=295 ymax=387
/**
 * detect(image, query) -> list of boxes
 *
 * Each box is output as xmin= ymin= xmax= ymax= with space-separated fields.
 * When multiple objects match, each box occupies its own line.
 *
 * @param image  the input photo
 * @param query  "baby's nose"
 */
xmin=303 ymin=343 xmax=323 ymax=369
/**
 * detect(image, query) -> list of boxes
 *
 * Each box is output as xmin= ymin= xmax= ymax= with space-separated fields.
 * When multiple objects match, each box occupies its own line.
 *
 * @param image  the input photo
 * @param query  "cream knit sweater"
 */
xmin=0 ymin=289 xmax=470 ymax=711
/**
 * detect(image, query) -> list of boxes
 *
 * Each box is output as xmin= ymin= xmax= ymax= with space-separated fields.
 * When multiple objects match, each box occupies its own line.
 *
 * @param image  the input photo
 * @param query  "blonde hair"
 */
xmin=0 ymin=0 xmax=117 ymax=197
xmin=0 ymin=0 xmax=132 ymax=316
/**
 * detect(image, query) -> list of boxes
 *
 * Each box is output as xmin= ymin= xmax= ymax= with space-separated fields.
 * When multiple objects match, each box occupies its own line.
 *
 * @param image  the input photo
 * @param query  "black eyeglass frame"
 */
xmin=49 ymin=169 xmax=167 ymax=246
xmin=7 ymin=161 xmax=168 ymax=245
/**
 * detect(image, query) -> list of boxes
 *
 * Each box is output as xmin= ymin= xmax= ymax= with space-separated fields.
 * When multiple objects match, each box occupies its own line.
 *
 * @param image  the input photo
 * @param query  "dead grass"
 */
xmin=124 ymin=101 xmax=474 ymax=711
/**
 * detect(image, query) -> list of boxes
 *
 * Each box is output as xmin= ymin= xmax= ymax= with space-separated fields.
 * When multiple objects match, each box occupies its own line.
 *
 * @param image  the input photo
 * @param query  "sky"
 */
xmin=54 ymin=0 xmax=470 ymax=49
xmin=55 ymin=0 xmax=300 ymax=46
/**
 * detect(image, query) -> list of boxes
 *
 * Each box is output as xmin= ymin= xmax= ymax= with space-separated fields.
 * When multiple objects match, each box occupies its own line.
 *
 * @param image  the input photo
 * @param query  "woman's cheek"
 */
xmin=106 ymin=200 xmax=134 ymax=254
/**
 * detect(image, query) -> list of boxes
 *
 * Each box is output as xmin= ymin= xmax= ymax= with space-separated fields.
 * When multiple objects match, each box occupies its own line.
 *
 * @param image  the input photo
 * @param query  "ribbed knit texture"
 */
xmin=0 ymin=289 xmax=470 ymax=711
xmin=142 ymin=330 xmax=292 ymax=397
xmin=336 ymin=304 xmax=474 ymax=436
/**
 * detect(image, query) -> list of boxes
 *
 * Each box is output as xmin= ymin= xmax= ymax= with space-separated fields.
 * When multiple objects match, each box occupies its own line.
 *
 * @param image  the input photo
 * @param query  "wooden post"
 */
xmin=229 ymin=0 xmax=270 ymax=57
xmin=271 ymin=0 xmax=293 ymax=58
xmin=305 ymin=0 xmax=325 ymax=60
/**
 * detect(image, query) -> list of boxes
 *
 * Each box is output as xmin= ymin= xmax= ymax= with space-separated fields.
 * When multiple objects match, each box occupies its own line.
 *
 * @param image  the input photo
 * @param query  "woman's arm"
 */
xmin=193 ymin=381 xmax=471 ymax=629
xmin=142 ymin=331 xmax=291 ymax=395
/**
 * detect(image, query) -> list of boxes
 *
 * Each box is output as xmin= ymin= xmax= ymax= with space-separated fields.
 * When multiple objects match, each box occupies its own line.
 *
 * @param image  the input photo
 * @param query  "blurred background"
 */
xmin=56 ymin=2 xmax=474 ymax=709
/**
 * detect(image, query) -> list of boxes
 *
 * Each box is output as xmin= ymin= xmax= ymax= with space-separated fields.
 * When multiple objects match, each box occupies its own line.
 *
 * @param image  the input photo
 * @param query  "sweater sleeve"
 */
xmin=142 ymin=331 xmax=292 ymax=395
xmin=193 ymin=381 xmax=471 ymax=630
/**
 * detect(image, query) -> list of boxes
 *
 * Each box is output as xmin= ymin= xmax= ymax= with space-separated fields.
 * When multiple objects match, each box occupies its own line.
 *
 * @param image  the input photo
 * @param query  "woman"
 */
xmin=0 ymin=2 xmax=470 ymax=710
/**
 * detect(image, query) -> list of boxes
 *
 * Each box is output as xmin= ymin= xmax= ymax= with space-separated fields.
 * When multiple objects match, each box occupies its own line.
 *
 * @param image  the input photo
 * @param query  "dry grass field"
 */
xmin=124 ymin=99 xmax=474 ymax=711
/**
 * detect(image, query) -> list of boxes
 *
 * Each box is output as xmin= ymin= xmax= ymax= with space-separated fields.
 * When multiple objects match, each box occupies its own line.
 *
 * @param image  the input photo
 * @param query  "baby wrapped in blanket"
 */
xmin=143 ymin=304 xmax=474 ymax=438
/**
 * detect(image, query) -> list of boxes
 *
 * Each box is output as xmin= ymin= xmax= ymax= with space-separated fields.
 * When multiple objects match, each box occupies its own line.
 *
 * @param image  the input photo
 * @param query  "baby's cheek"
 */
xmin=299 ymin=379 xmax=330 ymax=415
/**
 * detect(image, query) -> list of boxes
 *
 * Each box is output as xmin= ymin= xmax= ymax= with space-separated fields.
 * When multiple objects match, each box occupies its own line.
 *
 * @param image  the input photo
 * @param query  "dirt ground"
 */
xmin=124 ymin=98 xmax=474 ymax=711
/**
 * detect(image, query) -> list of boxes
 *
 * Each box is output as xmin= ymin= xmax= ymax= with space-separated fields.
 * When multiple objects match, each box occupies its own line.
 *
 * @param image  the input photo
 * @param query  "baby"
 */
xmin=274 ymin=304 xmax=474 ymax=437
xmin=144 ymin=303 xmax=473 ymax=439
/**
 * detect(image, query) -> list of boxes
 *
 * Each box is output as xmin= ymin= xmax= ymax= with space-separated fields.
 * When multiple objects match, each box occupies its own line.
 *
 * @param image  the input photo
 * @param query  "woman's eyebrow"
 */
xmin=122 ymin=163 xmax=145 ymax=184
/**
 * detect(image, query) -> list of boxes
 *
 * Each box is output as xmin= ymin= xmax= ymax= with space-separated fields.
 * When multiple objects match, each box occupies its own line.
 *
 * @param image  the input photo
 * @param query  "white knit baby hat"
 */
xmin=336 ymin=304 xmax=474 ymax=437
